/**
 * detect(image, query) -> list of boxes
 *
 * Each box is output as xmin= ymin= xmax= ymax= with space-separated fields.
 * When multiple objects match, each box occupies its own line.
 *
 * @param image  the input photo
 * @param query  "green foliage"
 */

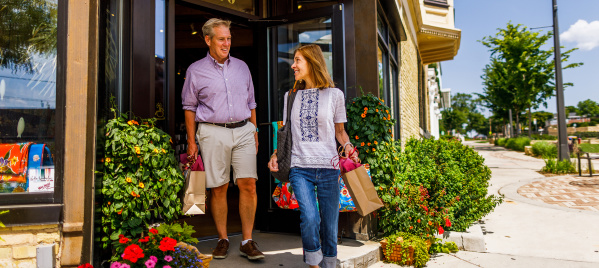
xmin=577 ymin=99 xmax=599 ymax=117
xmin=429 ymin=240 xmax=459 ymax=254
xmin=378 ymin=180 xmax=454 ymax=239
xmin=374 ymin=138 xmax=502 ymax=234
xmin=98 ymin=109 xmax=184 ymax=249
xmin=531 ymin=141 xmax=557 ymax=157
xmin=467 ymin=112 xmax=490 ymax=136
xmin=441 ymin=108 xmax=468 ymax=134
xmin=157 ymin=222 xmax=199 ymax=244
xmin=531 ymin=111 xmax=554 ymax=128
xmin=579 ymin=144 xmax=599 ymax=154
xmin=504 ymin=137 xmax=531 ymax=151
xmin=478 ymin=22 xmax=582 ymax=127
xmin=495 ymin=138 xmax=507 ymax=146
xmin=531 ymin=134 xmax=557 ymax=140
xmin=346 ymin=93 xmax=394 ymax=158
xmin=383 ymin=232 xmax=430 ymax=268
xmin=574 ymin=132 xmax=599 ymax=139
xmin=541 ymin=158 xmax=576 ymax=174
xmin=565 ymin=106 xmax=579 ymax=115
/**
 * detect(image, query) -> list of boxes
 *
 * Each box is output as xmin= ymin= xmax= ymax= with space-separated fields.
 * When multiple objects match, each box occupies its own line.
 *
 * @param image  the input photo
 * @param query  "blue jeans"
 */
xmin=289 ymin=168 xmax=340 ymax=268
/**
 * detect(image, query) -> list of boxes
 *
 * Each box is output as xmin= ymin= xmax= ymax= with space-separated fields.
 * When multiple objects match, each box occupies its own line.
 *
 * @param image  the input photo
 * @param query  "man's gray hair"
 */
xmin=202 ymin=18 xmax=231 ymax=39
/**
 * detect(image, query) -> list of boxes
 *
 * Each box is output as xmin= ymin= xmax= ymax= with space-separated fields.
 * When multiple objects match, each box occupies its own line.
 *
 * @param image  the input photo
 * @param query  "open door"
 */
xmin=254 ymin=4 xmax=345 ymax=234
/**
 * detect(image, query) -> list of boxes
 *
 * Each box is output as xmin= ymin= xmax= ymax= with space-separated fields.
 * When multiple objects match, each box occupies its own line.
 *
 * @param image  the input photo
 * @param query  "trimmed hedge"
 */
xmin=504 ymin=137 xmax=531 ymax=151
xmin=531 ymin=141 xmax=557 ymax=157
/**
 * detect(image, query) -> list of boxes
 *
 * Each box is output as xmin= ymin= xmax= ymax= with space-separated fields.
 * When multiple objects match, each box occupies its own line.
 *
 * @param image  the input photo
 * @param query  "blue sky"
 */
xmin=442 ymin=0 xmax=599 ymax=116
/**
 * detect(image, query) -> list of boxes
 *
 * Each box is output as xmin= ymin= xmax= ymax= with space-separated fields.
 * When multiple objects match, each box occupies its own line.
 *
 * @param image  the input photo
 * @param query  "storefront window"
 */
xmin=271 ymin=17 xmax=332 ymax=120
xmin=0 ymin=0 xmax=58 ymax=194
xmin=377 ymin=3 xmax=400 ymax=140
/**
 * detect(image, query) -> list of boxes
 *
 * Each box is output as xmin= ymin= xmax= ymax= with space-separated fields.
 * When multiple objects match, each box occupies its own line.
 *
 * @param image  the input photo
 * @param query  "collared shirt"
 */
xmin=181 ymin=53 xmax=257 ymax=123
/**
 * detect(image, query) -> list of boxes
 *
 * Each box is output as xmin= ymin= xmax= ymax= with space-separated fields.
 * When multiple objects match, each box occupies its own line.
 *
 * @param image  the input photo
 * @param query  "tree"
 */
xmin=565 ymin=106 xmax=579 ymax=116
xmin=467 ymin=112 xmax=489 ymax=136
xmin=478 ymin=22 xmax=583 ymax=137
xmin=576 ymin=99 xmax=599 ymax=118
xmin=441 ymin=108 xmax=467 ymax=134
xmin=531 ymin=111 xmax=554 ymax=128
xmin=452 ymin=93 xmax=478 ymax=112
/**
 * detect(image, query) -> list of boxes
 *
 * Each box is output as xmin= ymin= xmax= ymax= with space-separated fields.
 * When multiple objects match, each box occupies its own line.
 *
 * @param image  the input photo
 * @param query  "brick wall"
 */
xmin=399 ymin=26 xmax=421 ymax=147
xmin=0 ymin=224 xmax=61 ymax=267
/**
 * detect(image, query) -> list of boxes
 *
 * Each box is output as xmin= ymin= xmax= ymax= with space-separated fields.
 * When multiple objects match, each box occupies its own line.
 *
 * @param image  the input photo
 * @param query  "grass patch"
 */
xmin=579 ymin=144 xmax=599 ymax=153
xmin=475 ymin=140 xmax=488 ymax=143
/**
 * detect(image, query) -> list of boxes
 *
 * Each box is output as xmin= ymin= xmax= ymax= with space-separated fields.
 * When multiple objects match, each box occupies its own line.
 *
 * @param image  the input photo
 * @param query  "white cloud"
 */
xmin=560 ymin=19 xmax=599 ymax=51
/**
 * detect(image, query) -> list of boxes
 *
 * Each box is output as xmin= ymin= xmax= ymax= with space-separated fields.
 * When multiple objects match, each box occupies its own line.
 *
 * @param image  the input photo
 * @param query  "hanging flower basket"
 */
xmin=380 ymin=234 xmax=432 ymax=268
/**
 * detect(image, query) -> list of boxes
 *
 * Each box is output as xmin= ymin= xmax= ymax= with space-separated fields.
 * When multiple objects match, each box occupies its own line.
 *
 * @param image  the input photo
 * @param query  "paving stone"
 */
xmin=518 ymin=176 xmax=599 ymax=211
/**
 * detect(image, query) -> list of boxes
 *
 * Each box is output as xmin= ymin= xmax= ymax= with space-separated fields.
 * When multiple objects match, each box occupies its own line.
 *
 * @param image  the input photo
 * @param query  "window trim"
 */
xmin=0 ymin=0 xmax=65 ymax=225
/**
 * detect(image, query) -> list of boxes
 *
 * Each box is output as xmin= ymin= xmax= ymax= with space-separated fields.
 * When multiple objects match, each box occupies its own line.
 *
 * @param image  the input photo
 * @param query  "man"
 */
xmin=181 ymin=18 xmax=263 ymax=261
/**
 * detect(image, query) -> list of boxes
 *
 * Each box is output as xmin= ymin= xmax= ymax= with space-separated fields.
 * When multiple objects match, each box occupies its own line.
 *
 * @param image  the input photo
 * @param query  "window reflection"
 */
xmin=377 ymin=46 xmax=384 ymax=97
xmin=0 ymin=0 xmax=58 ymax=194
xmin=272 ymin=17 xmax=332 ymax=120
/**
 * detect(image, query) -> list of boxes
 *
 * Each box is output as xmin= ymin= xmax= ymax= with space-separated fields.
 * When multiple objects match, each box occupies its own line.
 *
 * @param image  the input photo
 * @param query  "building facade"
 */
xmin=0 ymin=0 xmax=459 ymax=266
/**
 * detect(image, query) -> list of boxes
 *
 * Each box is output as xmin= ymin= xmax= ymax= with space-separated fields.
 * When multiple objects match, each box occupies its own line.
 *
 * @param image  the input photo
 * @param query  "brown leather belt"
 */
xmin=207 ymin=119 xmax=248 ymax=129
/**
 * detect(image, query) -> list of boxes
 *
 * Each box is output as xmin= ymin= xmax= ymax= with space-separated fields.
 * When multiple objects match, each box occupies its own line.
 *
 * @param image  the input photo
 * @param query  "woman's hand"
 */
xmin=268 ymin=154 xmax=279 ymax=172
xmin=345 ymin=146 xmax=359 ymax=163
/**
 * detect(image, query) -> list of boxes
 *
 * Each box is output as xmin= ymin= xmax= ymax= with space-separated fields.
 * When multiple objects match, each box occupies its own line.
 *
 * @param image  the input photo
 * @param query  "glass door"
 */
xmin=255 ymin=4 xmax=344 ymax=233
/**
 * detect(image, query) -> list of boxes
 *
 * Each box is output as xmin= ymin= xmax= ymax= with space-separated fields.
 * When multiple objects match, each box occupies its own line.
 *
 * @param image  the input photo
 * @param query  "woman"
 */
xmin=268 ymin=44 xmax=358 ymax=268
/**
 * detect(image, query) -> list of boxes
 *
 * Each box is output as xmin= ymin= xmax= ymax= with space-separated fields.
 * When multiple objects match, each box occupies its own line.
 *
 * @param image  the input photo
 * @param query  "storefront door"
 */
xmin=114 ymin=0 xmax=344 ymax=238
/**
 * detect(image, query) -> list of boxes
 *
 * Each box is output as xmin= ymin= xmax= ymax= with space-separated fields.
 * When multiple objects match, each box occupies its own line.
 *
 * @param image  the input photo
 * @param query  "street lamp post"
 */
xmin=552 ymin=0 xmax=570 ymax=161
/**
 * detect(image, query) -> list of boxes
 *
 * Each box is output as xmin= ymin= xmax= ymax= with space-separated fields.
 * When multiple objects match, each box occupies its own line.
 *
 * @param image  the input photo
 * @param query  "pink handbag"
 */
xmin=179 ymin=154 xmax=204 ymax=171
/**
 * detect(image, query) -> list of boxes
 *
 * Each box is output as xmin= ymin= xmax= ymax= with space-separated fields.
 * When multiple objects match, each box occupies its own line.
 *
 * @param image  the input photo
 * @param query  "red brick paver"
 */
xmin=518 ymin=176 xmax=599 ymax=212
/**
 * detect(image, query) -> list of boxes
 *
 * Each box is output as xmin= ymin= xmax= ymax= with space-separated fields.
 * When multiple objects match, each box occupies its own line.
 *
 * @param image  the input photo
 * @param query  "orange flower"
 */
xmin=376 ymin=109 xmax=379 ymax=112
xmin=417 ymin=219 xmax=421 ymax=223
xmin=106 ymin=158 xmax=111 ymax=163
xmin=100 ymin=159 xmax=104 ymax=163
xmin=389 ymin=129 xmax=392 ymax=132
xmin=107 ymin=202 xmax=111 ymax=205
xmin=159 ymin=178 xmax=164 ymax=182
xmin=386 ymin=110 xmax=389 ymax=113
xmin=361 ymin=142 xmax=365 ymax=146
xmin=409 ymin=226 xmax=413 ymax=230
xmin=361 ymin=113 xmax=366 ymax=118
xmin=364 ymin=107 xmax=368 ymax=111
xmin=126 ymin=177 xmax=132 ymax=183
xmin=367 ymin=143 xmax=371 ymax=146
xmin=379 ymin=102 xmax=382 ymax=105
xmin=372 ymin=148 xmax=376 ymax=152
xmin=374 ymin=141 xmax=378 ymax=145
xmin=169 ymin=138 xmax=173 ymax=143
xmin=117 ymin=209 xmax=123 ymax=215
xmin=139 ymin=182 xmax=144 ymax=188
xmin=388 ymin=115 xmax=391 ymax=120
xmin=134 ymin=146 xmax=141 ymax=154
xmin=355 ymin=136 xmax=359 ymax=140
xmin=131 ymin=191 xmax=136 ymax=197
xmin=428 ymin=221 xmax=432 ymax=225
xmin=161 ymin=148 xmax=166 ymax=153
xmin=153 ymin=148 xmax=159 ymax=153
xmin=391 ymin=133 xmax=394 ymax=138
xmin=127 ymin=120 xmax=139 ymax=125
xmin=381 ymin=99 xmax=384 ymax=102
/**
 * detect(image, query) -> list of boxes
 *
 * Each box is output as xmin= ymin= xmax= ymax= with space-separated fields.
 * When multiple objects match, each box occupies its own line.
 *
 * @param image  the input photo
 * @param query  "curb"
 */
xmin=337 ymin=240 xmax=381 ymax=268
xmin=434 ymin=223 xmax=486 ymax=253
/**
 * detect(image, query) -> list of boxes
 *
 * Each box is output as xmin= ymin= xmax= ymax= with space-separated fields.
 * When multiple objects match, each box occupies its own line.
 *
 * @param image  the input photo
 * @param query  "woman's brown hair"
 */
xmin=293 ymin=44 xmax=335 ymax=90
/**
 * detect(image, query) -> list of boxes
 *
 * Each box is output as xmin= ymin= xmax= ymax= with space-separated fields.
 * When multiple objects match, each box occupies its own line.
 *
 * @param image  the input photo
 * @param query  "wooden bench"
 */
xmin=577 ymin=152 xmax=599 ymax=177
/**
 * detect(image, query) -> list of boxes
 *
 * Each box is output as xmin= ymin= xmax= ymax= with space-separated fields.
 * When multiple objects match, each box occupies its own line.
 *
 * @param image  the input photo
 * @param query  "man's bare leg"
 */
xmin=237 ymin=178 xmax=257 ymax=240
xmin=210 ymin=182 xmax=229 ymax=239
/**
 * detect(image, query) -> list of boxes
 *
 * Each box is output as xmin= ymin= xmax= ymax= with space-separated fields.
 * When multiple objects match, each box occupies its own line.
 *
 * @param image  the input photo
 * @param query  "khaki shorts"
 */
xmin=197 ymin=122 xmax=257 ymax=188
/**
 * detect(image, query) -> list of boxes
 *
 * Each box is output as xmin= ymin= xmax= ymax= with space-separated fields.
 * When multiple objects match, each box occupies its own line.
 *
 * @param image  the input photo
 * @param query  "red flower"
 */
xmin=138 ymin=236 xmax=150 ymax=243
xmin=123 ymin=244 xmax=144 ymax=263
xmin=445 ymin=218 xmax=451 ymax=227
xmin=159 ymin=237 xmax=177 ymax=252
xmin=78 ymin=264 xmax=93 ymax=268
xmin=417 ymin=219 xmax=421 ymax=223
xmin=149 ymin=228 xmax=159 ymax=235
xmin=119 ymin=236 xmax=130 ymax=244
xmin=422 ymin=205 xmax=429 ymax=212
xmin=438 ymin=225 xmax=444 ymax=235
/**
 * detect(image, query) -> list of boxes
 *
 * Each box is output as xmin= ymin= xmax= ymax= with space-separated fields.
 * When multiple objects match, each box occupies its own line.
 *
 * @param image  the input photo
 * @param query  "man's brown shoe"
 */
xmin=212 ymin=239 xmax=229 ymax=259
xmin=240 ymin=240 xmax=265 ymax=260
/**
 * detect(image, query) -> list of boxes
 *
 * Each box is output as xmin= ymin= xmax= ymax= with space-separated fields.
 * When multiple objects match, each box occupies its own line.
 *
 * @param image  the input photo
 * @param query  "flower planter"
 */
xmin=380 ymin=238 xmax=415 ymax=265
xmin=380 ymin=238 xmax=432 ymax=265
xmin=177 ymin=242 xmax=213 ymax=268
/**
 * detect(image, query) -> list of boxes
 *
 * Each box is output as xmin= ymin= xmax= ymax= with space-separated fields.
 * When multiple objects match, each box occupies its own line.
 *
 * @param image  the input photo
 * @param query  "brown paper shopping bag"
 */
xmin=341 ymin=165 xmax=384 ymax=216
xmin=182 ymin=170 xmax=206 ymax=215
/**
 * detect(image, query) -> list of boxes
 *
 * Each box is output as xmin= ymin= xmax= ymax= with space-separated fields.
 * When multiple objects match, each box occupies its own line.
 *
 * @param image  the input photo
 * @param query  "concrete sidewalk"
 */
xmin=193 ymin=141 xmax=599 ymax=267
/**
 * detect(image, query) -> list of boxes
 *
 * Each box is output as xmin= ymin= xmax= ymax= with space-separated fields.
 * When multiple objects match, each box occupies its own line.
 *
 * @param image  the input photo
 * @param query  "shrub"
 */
xmin=574 ymin=132 xmax=599 ymax=139
xmin=532 ymin=141 xmax=557 ymax=157
xmin=373 ymin=138 xmax=502 ymax=233
xmin=99 ymin=110 xmax=184 ymax=249
xmin=504 ymin=137 xmax=531 ymax=151
xmin=541 ymin=158 xmax=576 ymax=174
xmin=495 ymin=138 xmax=507 ymax=146
xmin=346 ymin=93 xmax=394 ymax=158
xmin=531 ymin=134 xmax=557 ymax=140
xmin=382 ymin=232 xmax=430 ymax=268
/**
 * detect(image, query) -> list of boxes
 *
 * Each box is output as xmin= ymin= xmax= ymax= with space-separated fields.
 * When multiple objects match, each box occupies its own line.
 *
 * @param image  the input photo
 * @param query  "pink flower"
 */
xmin=110 ymin=263 xmax=121 ymax=268
xmin=149 ymin=256 xmax=158 ymax=263
xmin=163 ymin=266 xmax=172 ymax=268
xmin=164 ymin=255 xmax=173 ymax=262
xmin=144 ymin=259 xmax=156 ymax=268
xmin=120 ymin=265 xmax=130 ymax=268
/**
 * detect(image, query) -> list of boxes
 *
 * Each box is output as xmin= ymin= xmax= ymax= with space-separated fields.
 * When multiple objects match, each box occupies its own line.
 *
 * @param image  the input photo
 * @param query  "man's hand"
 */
xmin=187 ymin=142 xmax=198 ymax=161
xmin=254 ymin=132 xmax=259 ymax=154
